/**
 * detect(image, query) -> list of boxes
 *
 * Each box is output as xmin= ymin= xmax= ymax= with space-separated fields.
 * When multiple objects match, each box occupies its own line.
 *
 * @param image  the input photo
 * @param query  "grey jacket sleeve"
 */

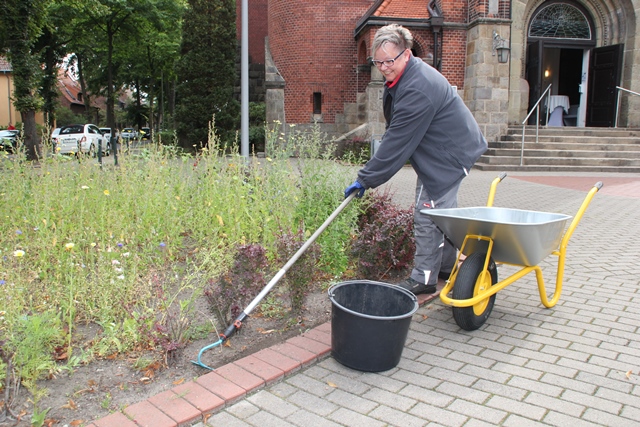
xmin=357 ymin=84 xmax=435 ymax=189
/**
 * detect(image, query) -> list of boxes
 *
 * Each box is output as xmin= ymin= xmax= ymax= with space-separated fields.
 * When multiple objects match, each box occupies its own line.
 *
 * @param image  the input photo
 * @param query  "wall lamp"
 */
xmin=492 ymin=31 xmax=510 ymax=63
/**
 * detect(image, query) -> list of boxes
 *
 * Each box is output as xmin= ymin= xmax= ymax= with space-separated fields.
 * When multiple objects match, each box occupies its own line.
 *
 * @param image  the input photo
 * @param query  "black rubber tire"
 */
xmin=451 ymin=252 xmax=498 ymax=331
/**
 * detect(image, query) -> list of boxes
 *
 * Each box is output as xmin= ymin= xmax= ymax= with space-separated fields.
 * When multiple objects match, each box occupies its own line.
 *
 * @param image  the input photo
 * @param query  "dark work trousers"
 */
xmin=410 ymin=178 xmax=459 ymax=285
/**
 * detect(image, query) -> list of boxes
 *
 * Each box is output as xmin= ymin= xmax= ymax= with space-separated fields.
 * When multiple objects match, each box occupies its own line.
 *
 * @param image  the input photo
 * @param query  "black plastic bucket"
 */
xmin=328 ymin=280 xmax=419 ymax=372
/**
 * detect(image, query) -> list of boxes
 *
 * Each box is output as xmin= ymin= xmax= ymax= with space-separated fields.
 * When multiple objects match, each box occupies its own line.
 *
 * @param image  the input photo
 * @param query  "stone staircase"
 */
xmin=475 ymin=126 xmax=640 ymax=172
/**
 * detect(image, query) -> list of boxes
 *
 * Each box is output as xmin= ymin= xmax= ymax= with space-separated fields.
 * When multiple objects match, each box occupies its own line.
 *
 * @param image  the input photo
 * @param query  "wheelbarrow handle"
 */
xmin=486 ymin=172 xmax=507 ymax=207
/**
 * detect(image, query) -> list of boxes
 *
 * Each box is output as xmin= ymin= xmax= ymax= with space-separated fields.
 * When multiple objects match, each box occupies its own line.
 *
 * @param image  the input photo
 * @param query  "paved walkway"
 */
xmin=89 ymin=169 xmax=640 ymax=427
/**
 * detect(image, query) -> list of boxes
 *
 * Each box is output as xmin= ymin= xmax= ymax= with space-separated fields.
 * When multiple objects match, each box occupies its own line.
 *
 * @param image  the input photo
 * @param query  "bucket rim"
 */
xmin=327 ymin=279 xmax=419 ymax=321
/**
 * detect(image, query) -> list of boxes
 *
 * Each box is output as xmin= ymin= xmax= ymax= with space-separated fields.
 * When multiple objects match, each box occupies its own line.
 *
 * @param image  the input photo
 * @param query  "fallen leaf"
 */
xmin=70 ymin=420 xmax=84 ymax=426
xmin=203 ymin=413 xmax=212 ymax=423
xmin=422 ymin=315 xmax=428 ymax=320
xmin=140 ymin=377 xmax=152 ymax=384
xmin=173 ymin=378 xmax=185 ymax=385
xmin=88 ymin=379 xmax=97 ymax=387
xmin=61 ymin=399 xmax=77 ymax=410
xmin=626 ymin=370 xmax=633 ymax=379
xmin=223 ymin=340 xmax=231 ymax=347
xmin=327 ymin=381 xmax=338 ymax=388
xmin=144 ymin=369 xmax=155 ymax=378
xmin=259 ymin=329 xmax=275 ymax=335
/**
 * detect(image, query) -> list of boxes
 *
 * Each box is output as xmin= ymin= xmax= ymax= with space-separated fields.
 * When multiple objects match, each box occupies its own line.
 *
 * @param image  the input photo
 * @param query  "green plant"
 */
xmin=203 ymin=244 xmax=269 ymax=327
xmin=275 ymin=226 xmax=321 ymax=314
xmin=352 ymin=190 xmax=415 ymax=279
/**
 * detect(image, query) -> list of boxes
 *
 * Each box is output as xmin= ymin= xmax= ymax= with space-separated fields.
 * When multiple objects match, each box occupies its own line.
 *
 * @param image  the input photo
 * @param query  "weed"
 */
xmin=100 ymin=392 xmax=112 ymax=410
xmin=275 ymin=226 xmax=321 ymax=315
xmin=352 ymin=190 xmax=415 ymax=279
xmin=204 ymin=244 xmax=269 ymax=327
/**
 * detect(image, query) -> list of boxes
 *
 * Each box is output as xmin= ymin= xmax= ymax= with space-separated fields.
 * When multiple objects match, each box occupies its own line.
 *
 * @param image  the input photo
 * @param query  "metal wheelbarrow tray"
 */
xmin=424 ymin=207 xmax=572 ymax=267
xmin=420 ymin=173 xmax=602 ymax=331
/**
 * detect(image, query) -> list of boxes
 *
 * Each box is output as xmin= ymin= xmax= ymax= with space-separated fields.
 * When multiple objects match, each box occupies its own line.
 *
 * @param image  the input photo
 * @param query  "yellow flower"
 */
xmin=103 ymin=190 xmax=110 ymax=196
xmin=65 ymin=243 xmax=75 ymax=251
xmin=13 ymin=250 xmax=25 ymax=257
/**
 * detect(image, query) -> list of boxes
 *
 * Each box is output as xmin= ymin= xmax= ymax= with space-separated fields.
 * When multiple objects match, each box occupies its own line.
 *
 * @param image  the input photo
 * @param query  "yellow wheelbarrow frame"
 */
xmin=432 ymin=173 xmax=602 ymax=330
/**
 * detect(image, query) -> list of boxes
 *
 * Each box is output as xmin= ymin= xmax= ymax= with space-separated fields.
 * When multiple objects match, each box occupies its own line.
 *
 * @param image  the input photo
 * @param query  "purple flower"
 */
xmin=15 ymin=230 xmax=22 ymax=235
xmin=117 ymin=242 xmax=123 ymax=248
xmin=159 ymin=242 xmax=166 ymax=248
xmin=0 ymin=280 xmax=5 ymax=285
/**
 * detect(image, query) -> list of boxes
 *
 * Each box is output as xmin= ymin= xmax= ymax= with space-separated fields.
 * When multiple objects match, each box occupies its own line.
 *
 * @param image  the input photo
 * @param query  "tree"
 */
xmin=0 ymin=0 xmax=48 ymax=160
xmin=175 ymin=0 xmax=239 ymax=149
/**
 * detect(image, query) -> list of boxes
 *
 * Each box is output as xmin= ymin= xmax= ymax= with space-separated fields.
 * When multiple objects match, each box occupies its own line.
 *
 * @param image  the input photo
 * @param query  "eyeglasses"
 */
xmin=371 ymin=50 xmax=405 ymax=68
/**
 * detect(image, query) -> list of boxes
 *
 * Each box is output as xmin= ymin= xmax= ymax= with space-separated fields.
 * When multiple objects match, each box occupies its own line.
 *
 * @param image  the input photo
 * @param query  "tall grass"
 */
xmin=0 ymin=124 xmax=359 ymax=401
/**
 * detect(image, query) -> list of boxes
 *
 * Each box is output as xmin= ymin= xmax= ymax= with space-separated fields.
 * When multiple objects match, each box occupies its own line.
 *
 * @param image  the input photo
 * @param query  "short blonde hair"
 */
xmin=372 ymin=24 xmax=413 ymax=56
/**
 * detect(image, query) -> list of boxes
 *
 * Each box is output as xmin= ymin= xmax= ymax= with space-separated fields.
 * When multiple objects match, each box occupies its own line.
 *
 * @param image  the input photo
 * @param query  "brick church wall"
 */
xmin=268 ymin=0 xmax=373 ymax=124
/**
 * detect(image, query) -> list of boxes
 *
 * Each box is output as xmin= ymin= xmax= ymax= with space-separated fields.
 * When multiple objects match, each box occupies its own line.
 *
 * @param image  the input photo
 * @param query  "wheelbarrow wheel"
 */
xmin=451 ymin=252 xmax=498 ymax=331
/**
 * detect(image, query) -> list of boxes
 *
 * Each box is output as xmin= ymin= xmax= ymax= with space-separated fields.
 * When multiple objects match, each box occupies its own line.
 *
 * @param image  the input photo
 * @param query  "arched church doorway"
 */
xmin=525 ymin=1 xmax=622 ymax=127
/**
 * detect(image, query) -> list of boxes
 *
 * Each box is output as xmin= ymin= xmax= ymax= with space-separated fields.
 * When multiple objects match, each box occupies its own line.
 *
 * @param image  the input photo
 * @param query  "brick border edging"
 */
xmin=86 ymin=322 xmax=333 ymax=427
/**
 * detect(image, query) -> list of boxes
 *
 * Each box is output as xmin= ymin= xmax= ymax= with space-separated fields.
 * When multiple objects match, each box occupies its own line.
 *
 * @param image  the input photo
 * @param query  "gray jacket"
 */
xmin=357 ymin=56 xmax=487 ymax=200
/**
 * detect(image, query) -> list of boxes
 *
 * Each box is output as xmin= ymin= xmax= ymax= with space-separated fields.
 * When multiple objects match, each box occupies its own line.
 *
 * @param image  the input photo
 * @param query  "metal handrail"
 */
xmin=520 ymin=84 xmax=552 ymax=166
xmin=615 ymin=86 xmax=640 ymax=128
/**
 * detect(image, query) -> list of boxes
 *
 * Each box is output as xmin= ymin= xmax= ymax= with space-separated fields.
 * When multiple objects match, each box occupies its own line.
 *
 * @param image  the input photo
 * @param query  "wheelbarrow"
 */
xmin=421 ymin=173 xmax=602 ymax=331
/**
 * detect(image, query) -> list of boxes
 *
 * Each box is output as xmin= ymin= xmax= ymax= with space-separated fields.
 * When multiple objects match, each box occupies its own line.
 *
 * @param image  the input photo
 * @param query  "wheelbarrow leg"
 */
xmin=451 ymin=252 xmax=498 ymax=331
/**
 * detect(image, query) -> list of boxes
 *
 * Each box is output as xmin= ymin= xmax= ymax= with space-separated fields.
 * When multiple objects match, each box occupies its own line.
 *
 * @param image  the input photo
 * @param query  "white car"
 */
xmin=56 ymin=124 xmax=109 ymax=156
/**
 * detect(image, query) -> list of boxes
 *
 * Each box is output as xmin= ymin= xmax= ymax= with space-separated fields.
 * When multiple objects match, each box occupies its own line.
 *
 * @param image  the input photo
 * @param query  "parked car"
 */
xmin=120 ymin=128 xmax=137 ymax=141
xmin=50 ymin=127 xmax=61 ymax=147
xmin=0 ymin=129 xmax=20 ymax=152
xmin=56 ymin=124 xmax=109 ymax=156
xmin=99 ymin=127 xmax=120 ymax=144
xmin=140 ymin=127 xmax=151 ymax=141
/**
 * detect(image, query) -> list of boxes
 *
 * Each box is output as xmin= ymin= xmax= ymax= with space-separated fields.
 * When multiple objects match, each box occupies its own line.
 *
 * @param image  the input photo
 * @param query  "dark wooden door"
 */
xmin=586 ymin=44 xmax=623 ymax=127
xmin=526 ymin=40 xmax=543 ymax=124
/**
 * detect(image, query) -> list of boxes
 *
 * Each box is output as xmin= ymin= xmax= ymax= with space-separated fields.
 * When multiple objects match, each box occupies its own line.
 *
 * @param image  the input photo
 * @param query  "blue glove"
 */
xmin=344 ymin=181 xmax=365 ymax=199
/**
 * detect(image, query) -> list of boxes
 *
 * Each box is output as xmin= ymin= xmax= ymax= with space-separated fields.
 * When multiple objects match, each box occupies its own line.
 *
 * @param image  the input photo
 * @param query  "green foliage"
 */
xmin=0 ymin=123 xmax=361 ymax=416
xmin=175 ymin=0 xmax=239 ymax=148
xmin=248 ymin=102 xmax=266 ymax=152
xmin=338 ymin=136 xmax=371 ymax=165
xmin=204 ymin=244 xmax=269 ymax=326
xmin=55 ymin=106 xmax=85 ymax=127
xmin=276 ymin=227 xmax=321 ymax=315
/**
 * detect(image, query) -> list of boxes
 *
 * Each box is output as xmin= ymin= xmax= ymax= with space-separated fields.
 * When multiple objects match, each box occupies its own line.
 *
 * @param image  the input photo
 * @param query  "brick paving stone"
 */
xmin=171 ymin=381 xmax=225 ymax=414
xmin=252 ymin=348 xmax=302 ymax=376
xmin=327 ymin=407 xmax=387 ymax=427
xmin=399 ymin=384 xmax=455 ymax=407
xmin=472 ymin=379 xmax=528 ymax=400
xmin=446 ymin=399 xmax=508 ymax=424
xmin=270 ymin=342 xmax=318 ymax=366
xmin=286 ymin=335 xmax=331 ymax=356
xmin=368 ymin=405 xmax=426 ymax=427
xmin=92 ymin=411 xmax=138 ymax=427
xmin=147 ymin=389 xmax=202 ymax=426
xmin=234 ymin=355 xmax=285 ymax=385
xmin=215 ymin=362 xmax=265 ymax=391
xmin=204 ymin=411 xmax=252 ymax=426
xmin=246 ymin=390 xmax=299 ymax=418
xmin=286 ymin=409 xmax=343 ymax=427
xmin=286 ymin=389 xmax=339 ymax=416
xmin=485 ymin=395 xmax=546 ymax=421
xmin=523 ymin=391 xmax=585 ymax=417
xmin=408 ymin=402 xmax=469 ymax=427
xmin=124 ymin=400 xmax=177 ymax=427
xmin=361 ymin=387 xmax=417 ymax=412
xmin=195 ymin=371 xmax=246 ymax=402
